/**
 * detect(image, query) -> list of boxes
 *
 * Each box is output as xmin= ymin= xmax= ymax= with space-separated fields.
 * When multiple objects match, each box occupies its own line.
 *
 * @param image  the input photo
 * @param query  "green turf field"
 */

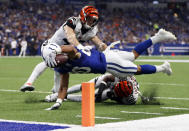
xmin=0 ymin=56 xmax=189 ymax=125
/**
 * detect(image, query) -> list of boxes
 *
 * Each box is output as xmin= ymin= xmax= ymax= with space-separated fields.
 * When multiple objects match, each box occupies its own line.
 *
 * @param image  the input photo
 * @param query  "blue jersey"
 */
xmin=54 ymin=48 xmax=107 ymax=74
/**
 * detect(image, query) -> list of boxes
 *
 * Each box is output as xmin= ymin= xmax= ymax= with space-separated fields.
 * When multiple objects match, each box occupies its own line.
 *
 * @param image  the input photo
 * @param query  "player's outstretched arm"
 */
xmin=56 ymin=45 xmax=81 ymax=60
xmin=64 ymin=25 xmax=81 ymax=46
xmin=91 ymin=36 xmax=107 ymax=51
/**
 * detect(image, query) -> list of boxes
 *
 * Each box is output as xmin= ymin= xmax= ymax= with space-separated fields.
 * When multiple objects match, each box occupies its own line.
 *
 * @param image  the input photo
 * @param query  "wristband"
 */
xmin=76 ymin=44 xmax=84 ymax=49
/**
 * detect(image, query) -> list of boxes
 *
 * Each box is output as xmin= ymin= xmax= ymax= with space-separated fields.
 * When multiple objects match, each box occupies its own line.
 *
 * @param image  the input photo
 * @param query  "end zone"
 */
xmin=0 ymin=119 xmax=78 ymax=131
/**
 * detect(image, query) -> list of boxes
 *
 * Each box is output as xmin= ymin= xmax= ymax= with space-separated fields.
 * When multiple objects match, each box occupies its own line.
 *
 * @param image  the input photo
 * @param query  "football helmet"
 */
xmin=113 ymin=76 xmax=140 ymax=104
xmin=79 ymin=6 xmax=99 ymax=29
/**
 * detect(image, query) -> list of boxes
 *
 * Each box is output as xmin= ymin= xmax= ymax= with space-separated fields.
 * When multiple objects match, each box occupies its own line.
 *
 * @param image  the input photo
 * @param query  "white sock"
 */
xmin=26 ymin=61 xmax=48 ymax=84
xmin=150 ymin=36 xmax=159 ymax=44
xmin=67 ymin=95 xmax=82 ymax=102
xmin=155 ymin=64 xmax=164 ymax=73
xmin=51 ymin=71 xmax=61 ymax=93
xmin=67 ymin=84 xmax=82 ymax=94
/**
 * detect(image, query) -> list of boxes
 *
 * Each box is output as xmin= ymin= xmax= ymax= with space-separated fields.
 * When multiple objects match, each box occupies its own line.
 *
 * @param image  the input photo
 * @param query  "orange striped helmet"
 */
xmin=79 ymin=6 xmax=99 ymax=28
xmin=113 ymin=81 xmax=133 ymax=98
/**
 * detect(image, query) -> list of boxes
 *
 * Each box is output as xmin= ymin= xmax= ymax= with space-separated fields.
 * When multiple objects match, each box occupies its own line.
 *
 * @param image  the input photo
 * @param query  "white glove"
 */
xmin=45 ymin=51 xmax=57 ymax=68
xmin=42 ymin=43 xmax=62 ymax=68
xmin=45 ymin=93 xmax=58 ymax=102
xmin=45 ymin=98 xmax=62 ymax=110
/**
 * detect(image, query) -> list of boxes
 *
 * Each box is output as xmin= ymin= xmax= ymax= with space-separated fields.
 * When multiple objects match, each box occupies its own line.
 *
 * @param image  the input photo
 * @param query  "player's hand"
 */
xmin=45 ymin=51 xmax=57 ymax=68
xmin=98 ymin=43 xmax=107 ymax=51
xmin=43 ymin=43 xmax=62 ymax=68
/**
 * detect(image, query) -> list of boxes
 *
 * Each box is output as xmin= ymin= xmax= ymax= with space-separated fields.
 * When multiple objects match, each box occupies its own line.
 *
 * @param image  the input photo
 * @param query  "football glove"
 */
xmin=45 ymin=51 xmax=57 ymax=68
xmin=42 ymin=43 xmax=62 ymax=68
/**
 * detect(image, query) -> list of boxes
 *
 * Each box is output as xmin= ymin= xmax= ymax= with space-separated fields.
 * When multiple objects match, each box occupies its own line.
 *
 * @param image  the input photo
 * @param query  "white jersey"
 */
xmin=48 ymin=17 xmax=98 ymax=46
xmin=20 ymin=40 xmax=27 ymax=49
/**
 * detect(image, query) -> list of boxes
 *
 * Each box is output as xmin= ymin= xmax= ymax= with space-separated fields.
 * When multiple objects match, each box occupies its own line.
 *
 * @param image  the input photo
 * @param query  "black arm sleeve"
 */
xmin=65 ymin=18 xmax=76 ymax=30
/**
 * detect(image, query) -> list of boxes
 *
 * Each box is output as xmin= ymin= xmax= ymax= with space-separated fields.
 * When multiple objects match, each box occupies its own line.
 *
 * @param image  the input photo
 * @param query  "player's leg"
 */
xmin=19 ymin=48 xmax=23 ymax=57
xmin=133 ymin=29 xmax=176 ymax=59
xmin=67 ymin=95 xmax=82 ymax=102
xmin=45 ymin=73 xmax=81 ymax=102
xmin=106 ymin=50 xmax=172 ymax=77
xmin=45 ymin=71 xmax=61 ymax=102
xmin=23 ymin=48 xmax=26 ymax=57
xmin=20 ymin=61 xmax=48 ymax=92
xmin=51 ymin=71 xmax=61 ymax=93
xmin=135 ymin=61 xmax=172 ymax=75
xmin=67 ymin=74 xmax=108 ymax=94
xmin=105 ymin=50 xmax=138 ymax=78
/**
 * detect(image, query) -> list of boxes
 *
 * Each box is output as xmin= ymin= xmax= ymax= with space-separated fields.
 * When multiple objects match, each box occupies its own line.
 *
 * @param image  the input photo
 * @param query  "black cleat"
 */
xmin=20 ymin=84 xmax=35 ymax=92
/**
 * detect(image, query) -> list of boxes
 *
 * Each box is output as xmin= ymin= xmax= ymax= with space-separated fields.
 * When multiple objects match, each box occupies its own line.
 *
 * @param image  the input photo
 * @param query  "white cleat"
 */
xmin=45 ymin=93 xmax=58 ymax=102
xmin=153 ymin=29 xmax=177 ymax=43
xmin=20 ymin=83 xmax=35 ymax=92
xmin=162 ymin=61 xmax=172 ymax=76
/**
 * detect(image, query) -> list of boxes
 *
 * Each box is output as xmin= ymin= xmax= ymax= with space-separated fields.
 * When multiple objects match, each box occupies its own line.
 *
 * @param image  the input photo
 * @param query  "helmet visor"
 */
xmin=86 ymin=16 xmax=98 ymax=27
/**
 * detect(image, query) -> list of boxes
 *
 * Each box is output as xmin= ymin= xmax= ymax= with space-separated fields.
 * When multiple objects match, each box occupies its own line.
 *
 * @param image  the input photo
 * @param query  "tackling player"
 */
xmin=20 ymin=6 xmax=107 ymax=92
xmin=45 ymin=74 xmax=140 ymax=105
xmin=45 ymin=29 xmax=177 ymax=110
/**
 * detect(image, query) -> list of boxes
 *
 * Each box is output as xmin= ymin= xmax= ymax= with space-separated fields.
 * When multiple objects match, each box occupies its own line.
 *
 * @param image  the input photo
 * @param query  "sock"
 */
xmin=155 ymin=65 xmax=164 ymax=73
xmin=67 ymin=95 xmax=82 ymax=102
xmin=51 ymin=71 xmax=61 ymax=93
xmin=26 ymin=61 xmax=48 ymax=84
xmin=134 ymin=39 xmax=153 ymax=55
xmin=151 ymin=34 xmax=162 ymax=44
xmin=140 ymin=65 xmax=156 ymax=74
xmin=67 ymin=84 xmax=82 ymax=94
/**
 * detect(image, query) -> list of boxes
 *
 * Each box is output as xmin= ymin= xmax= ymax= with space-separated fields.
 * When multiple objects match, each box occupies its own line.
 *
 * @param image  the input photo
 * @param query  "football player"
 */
xmin=45 ymin=74 xmax=140 ymax=105
xmin=20 ymin=6 xmax=107 ymax=92
xmin=46 ymin=29 xmax=177 ymax=110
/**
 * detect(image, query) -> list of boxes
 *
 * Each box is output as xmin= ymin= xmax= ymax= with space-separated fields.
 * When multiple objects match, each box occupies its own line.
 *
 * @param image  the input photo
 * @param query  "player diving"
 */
xmin=41 ymin=28 xmax=177 ymax=110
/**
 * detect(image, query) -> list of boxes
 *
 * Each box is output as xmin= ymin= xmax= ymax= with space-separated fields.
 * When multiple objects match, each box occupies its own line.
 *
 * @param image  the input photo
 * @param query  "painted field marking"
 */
xmin=76 ymin=115 xmax=121 ymax=120
xmin=141 ymin=82 xmax=185 ymax=86
xmin=136 ymin=59 xmax=189 ymax=63
xmin=1 ymin=89 xmax=189 ymax=101
xmin=161 ymin=107 xmax=189 ymax=110
xmin=155 ymin=97 xmax=189 ymax=101
xmin=0 ymin=89 xmax=51 ymax=94
xmin=120 ymin=111 xmax=162 ymax=115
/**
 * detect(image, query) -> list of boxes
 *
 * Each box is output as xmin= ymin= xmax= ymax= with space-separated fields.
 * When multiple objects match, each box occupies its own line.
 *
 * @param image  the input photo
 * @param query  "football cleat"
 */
xmin=162 ymin=61 xmax=172 ymax=76
xmin=152 ymin=29 xmax=177 ymax=43
xmin=20 ymin=83 xmax=35 ymax=92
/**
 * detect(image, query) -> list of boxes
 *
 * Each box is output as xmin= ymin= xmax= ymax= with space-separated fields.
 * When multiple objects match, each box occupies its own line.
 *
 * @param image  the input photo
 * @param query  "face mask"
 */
xmin=84 ymin=23 xmax=92 ymax=29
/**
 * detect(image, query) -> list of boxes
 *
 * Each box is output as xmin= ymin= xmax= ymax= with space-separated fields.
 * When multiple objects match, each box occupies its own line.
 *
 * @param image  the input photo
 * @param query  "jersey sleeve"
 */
xmin=65 ymin=17 xmax=76 ymax=30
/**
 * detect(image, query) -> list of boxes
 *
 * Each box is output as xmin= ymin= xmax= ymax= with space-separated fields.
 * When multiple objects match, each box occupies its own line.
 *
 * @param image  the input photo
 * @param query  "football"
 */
xmin=55 ymin=53 xmax=68 ymax=66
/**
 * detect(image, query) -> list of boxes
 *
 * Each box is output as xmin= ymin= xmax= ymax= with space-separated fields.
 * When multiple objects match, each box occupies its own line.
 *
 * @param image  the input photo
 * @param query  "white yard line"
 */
xmin=155 ymin=97 xmax=189 ymax=100
xmin=136 ymin=59 xmax=189 ymax=63
xmin=120 ymin=111 xmax=162 ymax=115
xmin=76 ymin=115 xmax=121 ymax=120
xmin=1 ymin=89 xmax=189 ymax=101
xmin=141 ymin=82 xmax=185 ymax=86
xmin=0 ymin=89 xmax=51 ymax=94
xmin=161 ymin=107 xmax=189 ymax=110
